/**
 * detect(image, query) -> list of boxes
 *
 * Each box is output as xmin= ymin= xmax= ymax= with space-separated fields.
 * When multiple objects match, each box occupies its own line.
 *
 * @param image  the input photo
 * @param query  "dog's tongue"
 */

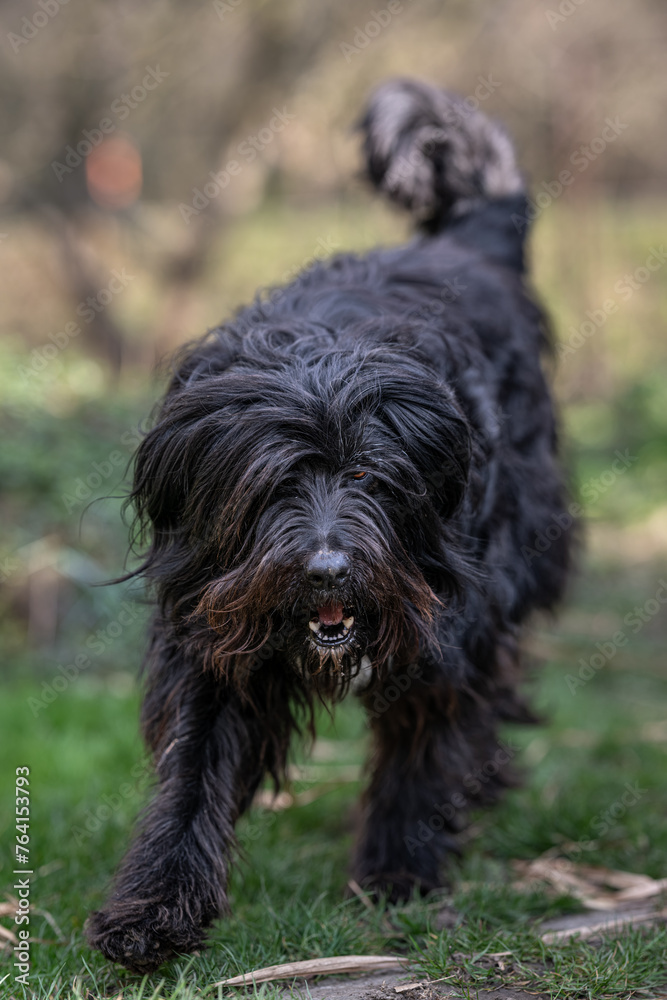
xmin=317 ymin=601 xmax=344 ymax=626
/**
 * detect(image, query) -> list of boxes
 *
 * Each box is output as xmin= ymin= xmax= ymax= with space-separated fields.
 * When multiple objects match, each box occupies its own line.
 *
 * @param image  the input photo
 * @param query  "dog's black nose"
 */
xmin=306 ymin=550 xmax=350 ymax=589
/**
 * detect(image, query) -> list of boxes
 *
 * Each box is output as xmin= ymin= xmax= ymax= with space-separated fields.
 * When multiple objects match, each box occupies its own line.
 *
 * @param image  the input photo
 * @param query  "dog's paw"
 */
xmin=86 ymin=904 xmax=204 ymax=974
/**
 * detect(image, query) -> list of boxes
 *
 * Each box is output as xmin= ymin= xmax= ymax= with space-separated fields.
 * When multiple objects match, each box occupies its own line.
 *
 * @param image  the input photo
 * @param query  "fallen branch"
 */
xmin=541 ymin=906 xmax=667 ymax=943
xmin=395 ymin=975 xmax=454 ymax=993
xmin=347 ymin=878 xmax=376 ymax=911
xmin=215 ymin=954 xmax=410 ymax=987
xmin=513 ymin=856 xmax=667 ymax=910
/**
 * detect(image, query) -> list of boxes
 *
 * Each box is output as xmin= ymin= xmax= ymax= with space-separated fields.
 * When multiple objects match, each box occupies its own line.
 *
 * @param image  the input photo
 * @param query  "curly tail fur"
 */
xmin=360 ymin=78 xmax=524 ymax=231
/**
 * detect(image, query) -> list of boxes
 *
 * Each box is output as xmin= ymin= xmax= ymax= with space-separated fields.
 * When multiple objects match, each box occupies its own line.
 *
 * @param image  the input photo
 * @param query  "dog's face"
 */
xmin=133 ymin=337 xmax=471 ymax=694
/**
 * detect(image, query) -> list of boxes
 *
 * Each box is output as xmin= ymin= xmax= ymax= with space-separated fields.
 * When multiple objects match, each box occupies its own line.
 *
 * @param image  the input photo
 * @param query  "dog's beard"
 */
xmin=190 ymin=550 xmax=439 ymax=698
xmin=291 ymin=593 xmax=377 ymax=697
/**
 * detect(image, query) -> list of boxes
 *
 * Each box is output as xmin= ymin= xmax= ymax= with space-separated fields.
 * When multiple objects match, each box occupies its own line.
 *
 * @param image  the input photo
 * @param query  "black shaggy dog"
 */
xmin=88 ymin=79 xmax=572 ymax=972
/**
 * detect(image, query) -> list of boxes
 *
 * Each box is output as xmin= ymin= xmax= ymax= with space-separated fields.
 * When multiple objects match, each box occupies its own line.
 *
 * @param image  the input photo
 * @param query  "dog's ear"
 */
xmin=127 ymin=366 xmax=308 ymax=565
xmin=377 ymin=368 xmax=471 ymax=518
xmin=130 ymin=418 xmax=190 ymax=534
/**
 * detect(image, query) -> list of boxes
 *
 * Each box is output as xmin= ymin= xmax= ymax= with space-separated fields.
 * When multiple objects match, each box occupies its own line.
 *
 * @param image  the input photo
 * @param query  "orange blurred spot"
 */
xmin=86 ymin=134 xmax=142 ymax=210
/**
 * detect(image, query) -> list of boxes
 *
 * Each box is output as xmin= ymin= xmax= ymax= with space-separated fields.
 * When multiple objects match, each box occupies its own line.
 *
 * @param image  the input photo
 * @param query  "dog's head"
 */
xmin=131 ymin=329 xmax=472 ymax=695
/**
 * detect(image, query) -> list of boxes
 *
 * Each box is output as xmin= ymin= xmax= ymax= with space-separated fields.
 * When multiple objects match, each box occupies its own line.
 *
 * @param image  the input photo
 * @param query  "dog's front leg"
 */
xmin=86 ymin=636 xmax=272 ymax=973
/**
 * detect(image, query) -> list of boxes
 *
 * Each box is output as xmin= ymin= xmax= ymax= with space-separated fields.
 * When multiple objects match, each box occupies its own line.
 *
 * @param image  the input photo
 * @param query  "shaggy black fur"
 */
xmin=87 ymin=78 xmax=572 ymax=972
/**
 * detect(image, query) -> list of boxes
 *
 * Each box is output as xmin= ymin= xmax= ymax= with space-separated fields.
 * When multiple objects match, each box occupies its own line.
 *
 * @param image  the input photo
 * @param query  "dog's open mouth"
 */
xmin=308 ymin=601 xmax=355 ymax=647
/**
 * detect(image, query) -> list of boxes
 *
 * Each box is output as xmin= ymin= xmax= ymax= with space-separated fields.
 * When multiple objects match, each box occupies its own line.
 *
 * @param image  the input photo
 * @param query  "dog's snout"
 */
xmin=306 ymin=550 xmax=350 ymax=589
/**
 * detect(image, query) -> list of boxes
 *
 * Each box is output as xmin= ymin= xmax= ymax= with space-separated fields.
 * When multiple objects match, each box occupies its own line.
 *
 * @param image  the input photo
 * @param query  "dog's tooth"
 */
xmin=342 ymin=617 xmax=354 ymax=628
xmin=309 ymin=620 xmax=321 ymax=633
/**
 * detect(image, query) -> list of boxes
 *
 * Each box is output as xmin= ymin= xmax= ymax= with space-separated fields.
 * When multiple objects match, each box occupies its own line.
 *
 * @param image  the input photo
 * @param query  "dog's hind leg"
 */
xmin=86 ymin=624 xmax=292 ymax=973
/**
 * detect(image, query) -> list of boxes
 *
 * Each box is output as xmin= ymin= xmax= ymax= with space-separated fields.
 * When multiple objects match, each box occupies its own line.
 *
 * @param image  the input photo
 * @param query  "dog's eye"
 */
xmin=350 ymin=471 xmax=376 ymax=491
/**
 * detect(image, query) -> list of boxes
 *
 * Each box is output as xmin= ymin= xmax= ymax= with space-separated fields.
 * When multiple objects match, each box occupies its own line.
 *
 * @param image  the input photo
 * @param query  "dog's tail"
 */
xmin=360 ymin=78 xmax=525 ymax=234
